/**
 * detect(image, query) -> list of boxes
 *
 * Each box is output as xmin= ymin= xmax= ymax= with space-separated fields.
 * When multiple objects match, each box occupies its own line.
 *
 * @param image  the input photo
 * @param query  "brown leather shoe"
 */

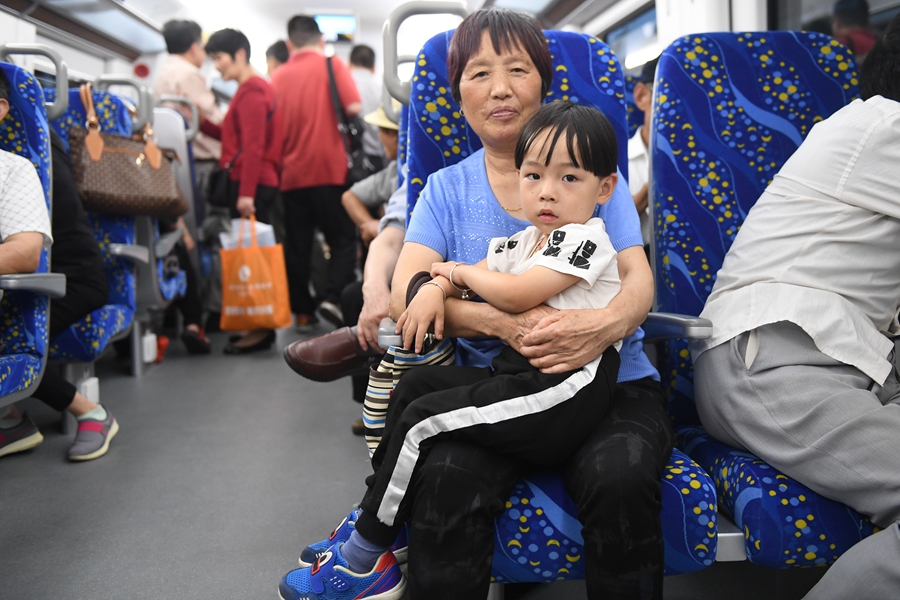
xmin=351 ymin=417 xmax=365 ymax=436
xmin=283 ymin=326 xmax=380 ymax=382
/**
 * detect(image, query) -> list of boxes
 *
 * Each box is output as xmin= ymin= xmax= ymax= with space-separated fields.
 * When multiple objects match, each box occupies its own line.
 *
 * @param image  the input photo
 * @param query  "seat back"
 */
xmin=44 ymin=87 xmax=137 ymax=361
xmin=0 ymin=62 xmax=52 ymax=402
xmin=650 ymin=31 xmax=860 ymax=429
xmin=624 ymin=74 xmax=644 ymax=138
xmin=405 ymin=30 xmax=629 ymax=225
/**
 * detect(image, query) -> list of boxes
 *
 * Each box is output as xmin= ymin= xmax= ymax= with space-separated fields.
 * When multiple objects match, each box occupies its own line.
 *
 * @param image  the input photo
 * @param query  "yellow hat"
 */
xmin=363 ymin=99 xmax=402 ymax=130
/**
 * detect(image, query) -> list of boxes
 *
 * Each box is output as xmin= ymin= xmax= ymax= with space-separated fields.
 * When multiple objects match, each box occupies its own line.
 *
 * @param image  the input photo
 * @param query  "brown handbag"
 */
xmin=69 ymin=83 xmax=188 ymax=219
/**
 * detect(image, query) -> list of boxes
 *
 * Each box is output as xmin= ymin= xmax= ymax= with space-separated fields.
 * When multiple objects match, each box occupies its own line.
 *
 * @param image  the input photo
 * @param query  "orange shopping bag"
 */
xmin=220 ymin=216 xmax=292 ymax=331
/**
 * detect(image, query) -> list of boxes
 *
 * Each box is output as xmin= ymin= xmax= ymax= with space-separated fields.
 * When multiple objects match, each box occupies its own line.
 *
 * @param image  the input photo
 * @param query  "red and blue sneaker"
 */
xmin=299 ymin=510 xmax=408 ymax=567
xmin=279 ymin=543 xmax=406 ymax=600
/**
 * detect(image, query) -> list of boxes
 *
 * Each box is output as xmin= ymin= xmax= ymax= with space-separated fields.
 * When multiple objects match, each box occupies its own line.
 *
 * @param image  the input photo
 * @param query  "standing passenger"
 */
xmin=627 ymin=57 xmax=658 ymax=251
xmin=832 ymin=0 xmax=877 ymax=63
xmin=200 ymin=28 xmax=283 ymax=354
xmin=349 ymin=44 xmax=387 ymax=172
xmin=271 ymin=16 xmax=362 ymax=332
xmin=266 ymin=41 xmax=289 ymax=77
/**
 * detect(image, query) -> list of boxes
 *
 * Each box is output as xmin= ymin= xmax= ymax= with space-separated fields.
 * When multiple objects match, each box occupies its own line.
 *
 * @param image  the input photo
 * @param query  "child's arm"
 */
xmin=432 ymin=259 xmax=580 ymax=314
xmin=396 ymin=277 xmax=447 ymax=353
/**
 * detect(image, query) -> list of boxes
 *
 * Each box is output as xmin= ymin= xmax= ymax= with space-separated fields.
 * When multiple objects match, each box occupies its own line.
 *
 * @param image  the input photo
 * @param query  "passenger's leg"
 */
xmin=281 ymin=188 xmax=317 ymax=317
xmin=694 ymin=321 xmax=900 ymax=600
xmin=562 ymin=378 xmax=673 ymax=600
xmin=694 ymin=321 xmax=900 ymax=526
xmin=314 ymin=185 xmax=359 ymax=307
xmin=406 ymin=440 xmax=524 ymax=600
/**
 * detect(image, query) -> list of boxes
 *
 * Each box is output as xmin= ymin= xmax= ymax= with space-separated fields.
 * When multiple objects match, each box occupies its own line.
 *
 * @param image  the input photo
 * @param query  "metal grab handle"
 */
xmin=382 ymin=55 xmax=416 ymax=123
xmin=0 ymin=44 xmax=69 ymax=120
xmin=95 ymin=75 xmax=152 ymax=131
xmin=155 ymin=95 xmax=199 ymax=142
xmin=383 ymin=0 xmax=470 ymax=105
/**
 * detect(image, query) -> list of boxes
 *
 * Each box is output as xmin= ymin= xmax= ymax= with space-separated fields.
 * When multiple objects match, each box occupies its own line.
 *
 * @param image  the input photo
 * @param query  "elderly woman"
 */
xmin=280 ymin=9 xmax=673 ymax=600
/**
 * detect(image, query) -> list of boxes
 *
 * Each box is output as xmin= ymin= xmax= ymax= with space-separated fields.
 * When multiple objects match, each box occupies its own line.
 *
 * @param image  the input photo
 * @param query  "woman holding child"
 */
xmin=279 ymin=8 xmax=673 ymax=600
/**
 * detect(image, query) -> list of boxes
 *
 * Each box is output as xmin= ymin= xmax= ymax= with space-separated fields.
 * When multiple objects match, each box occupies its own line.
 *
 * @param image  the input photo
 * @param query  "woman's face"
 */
xmin=457 ymin=30 xmax=544 ymax=150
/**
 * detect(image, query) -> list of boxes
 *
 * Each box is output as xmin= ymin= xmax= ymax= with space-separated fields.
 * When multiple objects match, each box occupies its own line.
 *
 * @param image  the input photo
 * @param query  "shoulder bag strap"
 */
xmin=326 ymin=56 xmax=353 ymax=159
xmin=79 ymin=83 xmax=104 ymax=161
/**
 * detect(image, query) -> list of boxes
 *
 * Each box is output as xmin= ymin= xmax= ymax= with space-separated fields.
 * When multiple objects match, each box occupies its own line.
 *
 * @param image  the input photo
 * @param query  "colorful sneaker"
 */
xmin=0 ymin=413 xmax=43 ymax=458
xmin=68 ymin=408 xmax=119 ymax=461
xmin=299 ymin=510 xmax=408 ymax=567
xmin=279 ymin=543 xmax=406 ymax=600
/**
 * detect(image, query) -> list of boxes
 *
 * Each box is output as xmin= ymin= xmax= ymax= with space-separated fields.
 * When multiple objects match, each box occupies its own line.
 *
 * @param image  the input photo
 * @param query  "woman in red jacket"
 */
xmin=201 ymin=28 xmax=283 ymax=354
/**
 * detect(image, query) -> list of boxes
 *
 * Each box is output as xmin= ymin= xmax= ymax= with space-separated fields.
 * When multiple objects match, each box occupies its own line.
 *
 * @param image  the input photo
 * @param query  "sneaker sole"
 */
xmin=277 ymin=574 xmax=406 ymax=600
xmin=69 ymin=419 xmax=119 ymax=462
xmin=0 ymin=430 xmax=44 ymax=458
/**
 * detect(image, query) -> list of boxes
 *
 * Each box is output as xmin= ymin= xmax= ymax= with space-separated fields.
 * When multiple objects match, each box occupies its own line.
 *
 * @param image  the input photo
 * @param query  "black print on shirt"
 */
xmin=568 ymin=239 xmax=597 ymax=270
xmin=495 ymin=240 xmax=506 ymax=253
xmin=543 ymin=230 xmax=566 ymax=258
xmin=506 ymin=240 xmax=518 ymax=250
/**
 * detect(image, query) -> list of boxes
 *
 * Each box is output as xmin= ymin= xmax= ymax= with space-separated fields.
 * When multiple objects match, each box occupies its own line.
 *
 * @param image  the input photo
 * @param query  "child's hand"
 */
xmin=431 ymin=261 xmax=460 ymax=285
xmin=396 ymin=282 xmax=445 ymax=353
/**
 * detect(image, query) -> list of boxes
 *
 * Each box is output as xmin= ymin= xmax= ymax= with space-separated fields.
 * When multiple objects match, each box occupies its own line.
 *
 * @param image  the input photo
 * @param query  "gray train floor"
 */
xmin=0 ymin=325 xmax=825 ymax=600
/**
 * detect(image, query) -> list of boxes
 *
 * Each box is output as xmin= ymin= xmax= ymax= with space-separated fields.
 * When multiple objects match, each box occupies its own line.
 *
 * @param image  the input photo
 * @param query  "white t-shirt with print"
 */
xmin=487 ymin=217 xmax=621 ymax=350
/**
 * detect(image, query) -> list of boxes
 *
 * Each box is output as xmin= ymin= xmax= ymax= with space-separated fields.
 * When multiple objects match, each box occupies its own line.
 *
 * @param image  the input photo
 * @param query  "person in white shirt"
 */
xmin=690 ymin=15 xmax=900 ymax=600
xmin=349 ymin=44 xmax=388 ymax=172
xmin=627 ymin=57 xmax=658 ymax=250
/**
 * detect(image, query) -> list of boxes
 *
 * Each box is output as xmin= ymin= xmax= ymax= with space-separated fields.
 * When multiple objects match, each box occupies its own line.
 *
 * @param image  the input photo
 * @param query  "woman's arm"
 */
xmin=519 ymin=245 xmax=653 ymax=373
xmin=199 ymin=118 xmax=222 ymax=141
xmin=357 ymin=226 xmax=404 ymax=351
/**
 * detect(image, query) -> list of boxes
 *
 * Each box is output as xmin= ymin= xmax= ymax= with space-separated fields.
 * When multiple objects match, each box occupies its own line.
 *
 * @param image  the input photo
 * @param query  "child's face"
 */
xmin=518 ymin=129 xmax=617 ymax=235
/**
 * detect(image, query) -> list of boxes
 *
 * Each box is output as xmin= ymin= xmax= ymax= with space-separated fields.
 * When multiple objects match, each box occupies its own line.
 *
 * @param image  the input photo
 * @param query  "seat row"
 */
xmin=0 ymin=48 xmax=198 ymax=422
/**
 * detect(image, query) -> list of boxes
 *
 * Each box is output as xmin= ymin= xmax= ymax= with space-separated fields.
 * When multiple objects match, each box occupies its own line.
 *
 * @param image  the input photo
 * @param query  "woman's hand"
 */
xmin=236 ymin=196 xmax=255 ymax=217
xmin=519 ymin=309 xmax=626 ymax=373
xmin=357 ymin=282 xmax=391 ymax=352
xmin=396 ymin=283 xmax=445 ymax=353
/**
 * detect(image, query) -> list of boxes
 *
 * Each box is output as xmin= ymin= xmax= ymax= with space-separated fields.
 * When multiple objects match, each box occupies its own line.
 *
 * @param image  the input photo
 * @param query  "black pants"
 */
xmin=369 ymin=374 xmax=673 ymax=600
xmin=340 ymin=280 xmax=367 ymax=403
xmin=171 ymin=241 xmax=202 ymax=327
xmin=356 ymin=346 xmax=620 ymax=542
xmin=33 ymin=277 xmax=109 ymax=412
xmin=282 ymin=186 xmax=357 ymax=315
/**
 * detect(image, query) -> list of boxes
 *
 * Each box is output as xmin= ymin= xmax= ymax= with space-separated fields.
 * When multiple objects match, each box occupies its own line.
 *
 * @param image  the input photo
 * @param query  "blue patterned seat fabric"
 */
xmin=0 ymin=63 xmax=52 ymax=399
xmin=406 ymin=31 xmax=717 ymax=581
xmin=396 ymin=104 xmax=408 ymax=189
xmin=43 ymin=88 xmax=136 ymax=362
xmin=624 ymin=74 xmax=643 ymax=138
xmin=406 ymin=30 xmax=629 ymax=225
xmin=650 ymin=32 xmax=868 ymax=568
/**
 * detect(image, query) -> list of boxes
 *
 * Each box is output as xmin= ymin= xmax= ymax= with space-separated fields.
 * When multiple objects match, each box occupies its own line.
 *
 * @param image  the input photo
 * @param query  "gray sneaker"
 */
xmin=0 ymin=413 xmax=43 ymax=458
xmin=68 ymin=408 xmax=118 ymax=461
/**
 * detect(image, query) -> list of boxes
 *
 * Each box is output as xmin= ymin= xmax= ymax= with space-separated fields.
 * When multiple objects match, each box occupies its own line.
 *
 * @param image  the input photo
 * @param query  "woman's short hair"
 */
xmin=447 ymin=8 xmax=552 ymax=105
xmin=860 ymin=12 xmax=900 ymax=102
xmin=206 ymin=29 xmax=251 ymax=61
xmin=163 ymin=20 xmax=202 ymax=55
xmin=515 ymin=100 xmax=618 ymax=179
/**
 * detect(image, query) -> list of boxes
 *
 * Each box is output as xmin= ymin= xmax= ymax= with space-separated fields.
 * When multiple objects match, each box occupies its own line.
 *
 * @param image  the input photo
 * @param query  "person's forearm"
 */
xmin=342 ymin=191 xmax=375 ymax=228
xmin=604 ymin=262 xmax=654 ymax=339
xmin=363 ymin=227 xmax=403 ymax=296
xmin=440 ymin=297 xmax=508 ymax=339
xmin=0 ymin=235 xmax=43 ymax=274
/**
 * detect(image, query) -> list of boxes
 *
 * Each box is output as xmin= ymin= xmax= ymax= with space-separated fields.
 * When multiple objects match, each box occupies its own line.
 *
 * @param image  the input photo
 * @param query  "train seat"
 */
xmin=403 ymin=29 xmax=718 ymax=582
xmin=0 ymin=61 xmax=65 ymax=404
xmin=43 ymin=87 xmax=141 ymax=365
xmin=650 ymin=31 xmax=872 ymax=568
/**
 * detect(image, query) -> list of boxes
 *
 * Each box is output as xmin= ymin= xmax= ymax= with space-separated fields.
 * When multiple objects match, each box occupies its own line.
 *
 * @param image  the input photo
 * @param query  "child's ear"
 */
xmin=596 ymin=173 xmax=618 ymax=205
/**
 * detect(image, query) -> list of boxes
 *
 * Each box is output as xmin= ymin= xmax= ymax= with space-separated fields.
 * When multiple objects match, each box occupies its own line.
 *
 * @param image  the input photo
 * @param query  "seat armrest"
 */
xmin=154 ymin=225 xmax=184 ymax=258
xmin=378 ymin=317 xmax=402 ymax=350
xmin=109 ymin=243 xmax=150 ymax=264
xmin=642 ymin=312 xmax=712 ymax=342
xmin=0 ymin=273 xmax=66 ymax=299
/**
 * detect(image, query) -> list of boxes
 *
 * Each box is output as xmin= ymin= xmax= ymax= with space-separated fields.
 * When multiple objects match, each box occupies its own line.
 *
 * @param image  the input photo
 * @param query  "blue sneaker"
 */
xmin=299 ymin=510 xmax=408 ymax=567
xmin=279 ymin=543 xmax=406 ymax=600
